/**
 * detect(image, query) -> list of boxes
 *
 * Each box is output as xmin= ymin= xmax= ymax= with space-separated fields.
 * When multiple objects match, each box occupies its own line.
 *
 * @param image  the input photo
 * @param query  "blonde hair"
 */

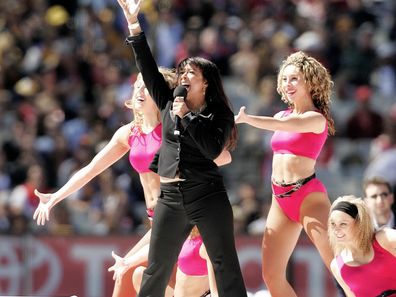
xmin=328 ymin=195 xmax=374 ymax=256
xmin=277 ymin=51 xmax=336 ymax=135
xmin=125 ymin=68 xmax=176 ymax=132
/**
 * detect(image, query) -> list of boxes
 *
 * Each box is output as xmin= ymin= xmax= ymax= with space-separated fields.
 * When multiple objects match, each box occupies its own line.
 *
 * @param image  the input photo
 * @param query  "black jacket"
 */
xmin=126 ymin=33 xmax=234 ymax=182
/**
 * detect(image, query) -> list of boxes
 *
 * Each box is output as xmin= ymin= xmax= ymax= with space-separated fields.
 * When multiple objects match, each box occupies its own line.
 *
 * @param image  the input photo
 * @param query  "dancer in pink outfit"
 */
xmin=235 ymin=51 xmax=335 ymax=296
xmin=329 ymin=195 xmax=396 ymax=297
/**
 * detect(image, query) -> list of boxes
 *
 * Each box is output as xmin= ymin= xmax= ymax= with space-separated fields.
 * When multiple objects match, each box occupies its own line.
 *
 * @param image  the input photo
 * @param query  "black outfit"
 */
xmin=126 ymin=33 xmax=247 ymax=297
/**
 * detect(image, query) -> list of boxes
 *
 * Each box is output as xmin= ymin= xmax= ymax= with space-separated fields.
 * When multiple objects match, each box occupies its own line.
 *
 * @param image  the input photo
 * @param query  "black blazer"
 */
xmin=126 ymin=33 xmax=234 ymax=182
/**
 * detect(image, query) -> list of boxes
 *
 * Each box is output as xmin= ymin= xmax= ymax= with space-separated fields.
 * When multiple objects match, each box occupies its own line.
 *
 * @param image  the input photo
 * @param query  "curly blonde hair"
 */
xmin=125 ymin=68 xmax=176 ymax=132
xmin=328 ymin=195 xmax=375 ymax=256
xmin=276 ymin=51 xmax=335 ymax=135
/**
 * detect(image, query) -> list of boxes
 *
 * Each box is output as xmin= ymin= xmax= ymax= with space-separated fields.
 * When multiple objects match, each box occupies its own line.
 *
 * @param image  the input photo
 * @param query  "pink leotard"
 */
xmin=271 ymin=109 xmax=327 ymax=160
xmin=128 ymin=123 xmax=162 ymax=173
xmin=336 ymin=238 xmax=396 ymax=297
xmin=178 ymin=236 xmax=208 ymax=276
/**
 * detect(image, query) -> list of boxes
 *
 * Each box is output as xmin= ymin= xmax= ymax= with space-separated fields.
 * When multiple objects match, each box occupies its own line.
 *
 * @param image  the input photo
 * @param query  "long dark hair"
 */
xmin=177 ymin=57 xmax=237 ymax=150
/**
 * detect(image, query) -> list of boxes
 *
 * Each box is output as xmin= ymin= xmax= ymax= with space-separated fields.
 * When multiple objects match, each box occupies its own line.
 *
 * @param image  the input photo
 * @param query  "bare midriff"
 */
xmin=272 ymin=153 xmax=316 ymax=184
xmin=139 ymin=171 xmax=160 ymax=210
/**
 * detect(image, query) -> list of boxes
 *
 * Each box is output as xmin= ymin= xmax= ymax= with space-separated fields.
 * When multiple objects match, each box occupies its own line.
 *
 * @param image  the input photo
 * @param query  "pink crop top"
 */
xmin=128 ymin=123 xmax=162 ymax=173
xmin=270 ymin=109 xmax=327 ymax=160
xmin=178 ymin=236 xmax=208 ymax=276
xmin=336 ymin=238 xmax=396 ymax=297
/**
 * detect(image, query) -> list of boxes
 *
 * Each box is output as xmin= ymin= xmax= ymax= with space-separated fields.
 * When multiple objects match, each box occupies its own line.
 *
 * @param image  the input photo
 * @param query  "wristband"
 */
xmin=128 ymin=21 xmax=140 ymax=31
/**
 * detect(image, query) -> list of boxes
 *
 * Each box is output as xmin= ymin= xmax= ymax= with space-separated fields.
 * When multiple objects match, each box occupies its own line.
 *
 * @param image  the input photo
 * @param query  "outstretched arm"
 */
xmin=119 ymin=0 xmax=173 ymax=110
xmin=33 ymin=125 xmax=130 ymax=225
xmin=235 ymin=106 xmax=326 ymax=134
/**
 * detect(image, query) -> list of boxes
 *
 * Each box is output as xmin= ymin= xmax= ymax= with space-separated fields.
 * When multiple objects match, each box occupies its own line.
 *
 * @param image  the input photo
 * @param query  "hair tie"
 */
xmin=332 ymin=201 xmax=358 ymax=219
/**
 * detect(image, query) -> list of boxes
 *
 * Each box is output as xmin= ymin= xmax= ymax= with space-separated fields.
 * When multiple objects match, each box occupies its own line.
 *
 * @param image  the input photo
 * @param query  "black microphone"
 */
xmin=173 ymin=86 xmax=188 ymax=136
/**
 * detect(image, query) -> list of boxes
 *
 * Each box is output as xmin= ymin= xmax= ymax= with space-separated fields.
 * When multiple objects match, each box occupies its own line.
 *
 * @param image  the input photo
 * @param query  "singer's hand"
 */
xmin=172 ymin=97 xmax=189 ymax=118
xmin=117 ymin=0 xmax=142 ymax=24
xmin=235 ymin=106 xmax=247 ymax=124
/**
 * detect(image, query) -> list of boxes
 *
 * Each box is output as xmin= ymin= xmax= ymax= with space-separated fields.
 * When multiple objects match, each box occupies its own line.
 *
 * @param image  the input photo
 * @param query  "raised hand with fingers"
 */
xmin=117 ymin=0 xmax=142 ymax=24
xmin=108 ymin=251 xmax=130 ymax=281
xmin=32 ymin=189 xmax=53 ymax=226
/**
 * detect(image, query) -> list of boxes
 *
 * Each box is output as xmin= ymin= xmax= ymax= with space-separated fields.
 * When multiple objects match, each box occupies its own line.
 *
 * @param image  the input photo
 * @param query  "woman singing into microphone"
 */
xmin=117 ymin=0 xmax=247 ymax=296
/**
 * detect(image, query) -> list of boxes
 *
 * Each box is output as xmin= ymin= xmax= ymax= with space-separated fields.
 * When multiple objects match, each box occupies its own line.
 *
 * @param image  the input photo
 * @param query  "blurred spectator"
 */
xmin=7 ymin=164 xmax=45 ymax=218
xmin=338 ymin=22 xmax=377 ymax=87
xmin=7 ymin=164 xmax=46 ymax=234
xmin=96 ymin=168 xmax=129 ymax=234
xmin=232 ymin=182 xmax=261 ymax=234
xmin=174 ymin=28 xmax=201 ymax=65
xmin=229 ymin=31 xmax=260 ymax=89
xmin=66 ymin=177 xmax=106 ymax=235
xmin=153 ymin=7 xmax=184 ymax=68
xmin=363 ymin=176 xmax=395 ymax=229
xmin=345 ymin=85 xmax=384 ymax=139
xmin=372 ymin=42 xmax=396 ymax=99
xmin=46 ymin=201 xmax=73 ymax=236
xmin=247 ymin=201 xmax=270 ymax=236
xmin=198 ymin=26 xmax=231 ymax=75
xmin=364 ymin=108 xmax=396 ymax=190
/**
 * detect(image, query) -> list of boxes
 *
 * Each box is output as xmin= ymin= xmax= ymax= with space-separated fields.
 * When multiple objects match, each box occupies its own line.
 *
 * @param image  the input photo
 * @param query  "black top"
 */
xmin=126 ymin=33 xmax=234 ymax=182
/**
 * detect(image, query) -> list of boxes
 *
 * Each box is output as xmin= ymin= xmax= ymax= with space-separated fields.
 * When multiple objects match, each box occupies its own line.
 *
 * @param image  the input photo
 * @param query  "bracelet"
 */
xmin=128 ymin=21 xmax=140 ymax=31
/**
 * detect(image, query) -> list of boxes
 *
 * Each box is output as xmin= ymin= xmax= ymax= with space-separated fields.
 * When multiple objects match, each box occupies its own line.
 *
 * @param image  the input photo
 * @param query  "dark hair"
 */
xmin=177 ymin=57 xmax=237 ymax=150
xmin=332 ymin=201 xmax=358 ymax=219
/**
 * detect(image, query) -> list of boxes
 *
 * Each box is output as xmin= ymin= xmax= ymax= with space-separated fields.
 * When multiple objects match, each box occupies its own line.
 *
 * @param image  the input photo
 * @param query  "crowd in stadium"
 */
xmin=0 ymin=0 xmax=395 ymax=238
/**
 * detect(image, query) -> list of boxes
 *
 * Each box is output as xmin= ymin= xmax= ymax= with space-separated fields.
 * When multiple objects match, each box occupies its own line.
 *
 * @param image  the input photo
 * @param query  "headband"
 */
xmin=332 ymin=201 xmax=358 ymax=219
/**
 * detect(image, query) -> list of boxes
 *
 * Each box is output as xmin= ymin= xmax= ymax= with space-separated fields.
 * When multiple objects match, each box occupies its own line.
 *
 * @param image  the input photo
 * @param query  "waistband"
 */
xmin=377 ymin=290 xmax=396 ymax=297
xmin=273 ymin=173 xmax=316 ymax=187
xmin=160 ymin=179 xmax=202 ymax=191
xmin=273 ymin=173 xmax=316 ymax=198
xmin=160 ymin=180 xmax=183 ymax=187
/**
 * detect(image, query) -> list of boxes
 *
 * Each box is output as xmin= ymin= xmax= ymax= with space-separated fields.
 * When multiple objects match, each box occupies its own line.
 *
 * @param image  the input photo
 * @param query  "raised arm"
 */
xmin=117 ymin=0 xmax=142 ymax=35
xmin=33 ymin=125 xmax=131 ymax=225
xmin=235 ymin=106 xmax=326 ymax=134
xmin=118 ymin=0 xmax=173 ymax=109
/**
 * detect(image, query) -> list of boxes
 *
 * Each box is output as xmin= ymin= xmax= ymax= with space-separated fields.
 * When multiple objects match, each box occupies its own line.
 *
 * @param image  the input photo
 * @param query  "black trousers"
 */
xmin=137 ymin=179 xmax=247 ymax=297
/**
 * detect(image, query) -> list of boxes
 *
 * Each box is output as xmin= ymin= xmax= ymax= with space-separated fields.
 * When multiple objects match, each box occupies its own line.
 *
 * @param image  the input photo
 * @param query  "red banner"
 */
xmin=0 ymin=235 xmax=337 ymax=297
